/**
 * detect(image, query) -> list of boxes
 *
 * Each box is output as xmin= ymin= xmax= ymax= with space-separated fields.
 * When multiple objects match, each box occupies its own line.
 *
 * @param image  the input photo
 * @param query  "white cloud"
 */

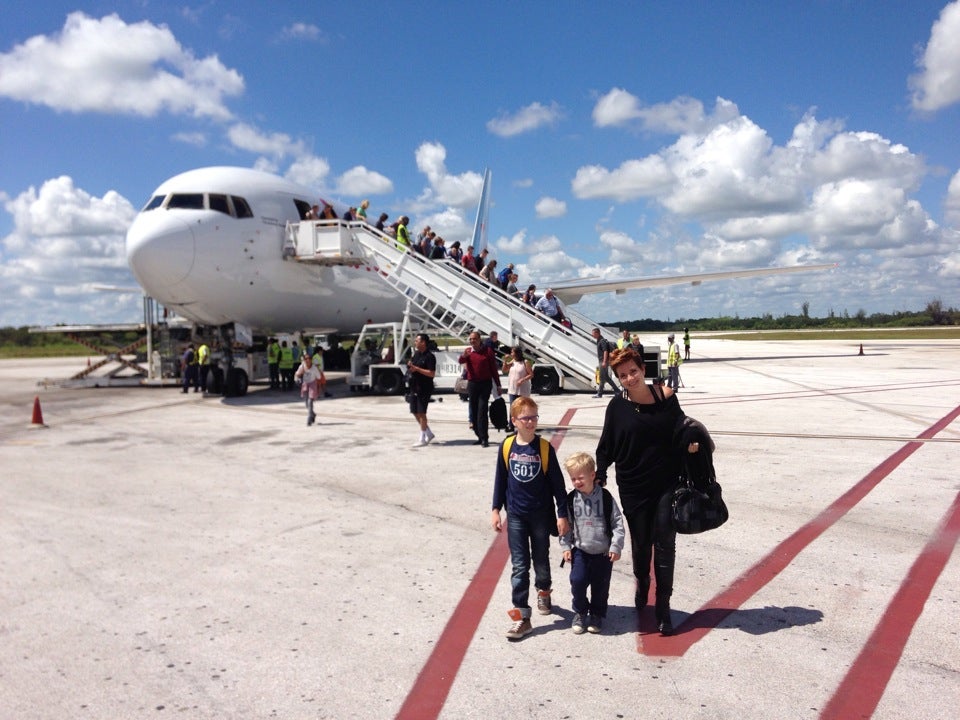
xmin=513 ymin=178 xmax=534 ymax=189
xmin=228 ymin=122 xmax=303 ymax=158
xmin=0 ymin=12 xmax=243 ymax=121
xmin=572 ymin=157 xmax=674 ymax=202
xmin=172 ymin=131 xmax=207 ymax=147
xmin=415 ymin=142 xmax=484 ymax=208
xmin=593 ymin=89 xmax=739 ymax=133
xmin=284 ymin=156 xmax=331 ymax=188
xmin=945 ymin=169 xmax=960 ymax=227
xmin=281 ymin=23 xmax=323 ymax=41
xmin=910 ymin=1 xmax=960 ymax=111
xmin=335 ymin=166 xmax=394 ymax=197
xmin=1 ymin=177 xmax=139 ymax=326
xmin=486 ymin=101 xmax=562 ymax=137
xmin=535 ymin=196 xmax=567 ymax=218
xmin=599 ymin=230 xmax=645 ymax=264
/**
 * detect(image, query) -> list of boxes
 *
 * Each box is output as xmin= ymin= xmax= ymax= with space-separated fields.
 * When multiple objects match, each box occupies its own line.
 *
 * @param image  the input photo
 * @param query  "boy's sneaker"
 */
xmin=536 ymin=589 xmax=552 ymax=615
xmin=505 ymin=608 xmax=532 ymax=640
xmin=587 ymin=615 xmax=603 ymax=634
xmin=571 ymin=613 xmax=586 ymax=634
xmin=424 ymin=429 xmax=435 ymax=444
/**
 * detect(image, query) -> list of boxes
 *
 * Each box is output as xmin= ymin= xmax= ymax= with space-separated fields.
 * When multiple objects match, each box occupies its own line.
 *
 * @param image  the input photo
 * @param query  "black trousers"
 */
xmin=622 ymin=487 xmax=676 ymax=604
xmin=467 ymin=379 xmax=492 ymax=442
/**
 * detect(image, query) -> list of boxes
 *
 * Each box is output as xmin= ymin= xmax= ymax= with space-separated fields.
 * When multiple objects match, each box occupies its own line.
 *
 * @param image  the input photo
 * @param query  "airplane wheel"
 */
xmin=532 ymin=366 xmax=560 ymax=395
xmin=207 ymin=367 xmax=224 ymax=395
xmin=225 ymin=368 xmax=249 ymax=397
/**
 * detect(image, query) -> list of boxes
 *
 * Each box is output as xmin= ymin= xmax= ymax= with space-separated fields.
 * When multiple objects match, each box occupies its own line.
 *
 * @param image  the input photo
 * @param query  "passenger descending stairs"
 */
xmin=285 ymin=219 xmax=612 ymax=388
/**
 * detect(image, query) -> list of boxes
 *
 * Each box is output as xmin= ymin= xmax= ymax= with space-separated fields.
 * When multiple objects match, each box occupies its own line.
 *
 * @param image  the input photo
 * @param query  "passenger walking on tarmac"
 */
xmin=666 ymin=333 xmax=682 ymax=390
xmin=278 ymin=340 xmax=295 ymax=391
xmin=596 ymin=346 xmax=702 ymax=635
xmin=197 ymin=341 xmax=211 ymax=393
xmin=491 ymin=396 xmax=570 ymax=640
xmin=560 ymin=452 xmax=625 ymax=635
xmin=591 ymin=328 xmax=619 ymax=398
xmin=267 ymin=337 xmax=281 ymax=390
xmin=459 ymin=330 xmax=503 ymax=448
xmin=311 ymin=345 xmax=333 ymax=398
xmin=181 ymin=343 xmax=197 ymax=393
xmin=407 ymin=333 xmax=437 ymax=447
xmin=683 ymin=327 xmax=691 ymax=361
xmin=294 ymin=353 xmax=322 ymax=426
xmin=502 ymin=345 xmax=533 ymax=431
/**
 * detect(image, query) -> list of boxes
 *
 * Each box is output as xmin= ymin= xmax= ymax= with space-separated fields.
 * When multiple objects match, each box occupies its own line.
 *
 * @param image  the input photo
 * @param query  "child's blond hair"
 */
xmin=510 ymin=395 xmax=538 ymax=419
xmin=563 ymin=451 xmax=596 ymax=475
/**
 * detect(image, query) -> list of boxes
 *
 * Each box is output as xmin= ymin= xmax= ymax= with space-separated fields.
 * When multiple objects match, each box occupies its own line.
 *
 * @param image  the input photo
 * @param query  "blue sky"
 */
xmin=2 ymin=1 xmax=959 ymax=327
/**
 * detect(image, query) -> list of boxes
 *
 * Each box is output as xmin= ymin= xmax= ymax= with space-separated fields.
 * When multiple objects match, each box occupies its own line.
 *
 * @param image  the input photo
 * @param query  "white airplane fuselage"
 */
xmin=125 ymin=166 xmax=401 ymax=332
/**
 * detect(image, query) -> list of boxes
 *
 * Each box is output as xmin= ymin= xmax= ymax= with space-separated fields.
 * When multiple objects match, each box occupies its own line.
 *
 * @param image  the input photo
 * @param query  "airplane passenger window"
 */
xmin=209 ymin=193 xmax=230 ymax=215
xmin=142 ymin=195 xmax=166 ymax=211
xmin=167 ymin=193 xmax=205 ymax=210
xmin=232 ymin=196 xmax=254 ymax=218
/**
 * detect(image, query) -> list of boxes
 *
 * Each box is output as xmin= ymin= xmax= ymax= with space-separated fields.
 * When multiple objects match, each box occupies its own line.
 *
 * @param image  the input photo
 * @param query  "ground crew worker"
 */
xmin=267 ymin=337 xmax=281 ymax=389
xmin=279 ymin=340 xmax=295 ymax=391
xmin=197 ymin=341 xmax=210 ymax=393
xmin=616 ymin=329 xmax=631 ymax=350
xmin=683 ymin=327 xmax=691 ymax=361
xmin=666 ymin=333 xmax=682 ymax=390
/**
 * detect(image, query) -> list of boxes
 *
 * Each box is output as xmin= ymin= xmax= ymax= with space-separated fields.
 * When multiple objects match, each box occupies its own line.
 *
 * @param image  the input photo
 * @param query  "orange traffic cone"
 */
xmin=30 ymin=395 xmax=47 ymax=428
xmin=858 ymin=344 xmax=864 ymax=356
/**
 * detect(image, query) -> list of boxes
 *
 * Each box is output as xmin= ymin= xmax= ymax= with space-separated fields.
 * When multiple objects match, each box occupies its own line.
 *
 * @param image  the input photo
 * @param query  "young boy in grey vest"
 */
xmin=560 ymin=452 xmax=625 ymax=634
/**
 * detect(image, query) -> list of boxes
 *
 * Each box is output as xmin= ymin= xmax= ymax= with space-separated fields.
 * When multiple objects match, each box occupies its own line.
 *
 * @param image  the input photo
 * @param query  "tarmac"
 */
xmin=0 ymin=336 xmax=958 ymax=720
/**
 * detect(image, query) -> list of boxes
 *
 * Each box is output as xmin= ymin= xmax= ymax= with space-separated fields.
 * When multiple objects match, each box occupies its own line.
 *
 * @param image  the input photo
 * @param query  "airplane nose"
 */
xmin=125 ymin=212 xmax=196 ymax=292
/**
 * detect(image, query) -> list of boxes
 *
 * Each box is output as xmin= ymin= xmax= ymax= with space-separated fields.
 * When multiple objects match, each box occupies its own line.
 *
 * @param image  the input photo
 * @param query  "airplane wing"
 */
xmin=549 ymin=263 xmax=837 ymax=304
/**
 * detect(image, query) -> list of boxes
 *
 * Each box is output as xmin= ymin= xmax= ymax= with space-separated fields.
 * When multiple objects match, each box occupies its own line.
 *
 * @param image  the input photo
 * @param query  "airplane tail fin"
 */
xmin=471 ymin=168 xmax=491 ymax=253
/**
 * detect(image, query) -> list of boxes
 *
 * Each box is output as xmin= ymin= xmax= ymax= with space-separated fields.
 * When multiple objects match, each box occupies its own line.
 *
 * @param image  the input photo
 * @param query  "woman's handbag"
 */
xmin=672 ymin=476 xmax=729 ymax=534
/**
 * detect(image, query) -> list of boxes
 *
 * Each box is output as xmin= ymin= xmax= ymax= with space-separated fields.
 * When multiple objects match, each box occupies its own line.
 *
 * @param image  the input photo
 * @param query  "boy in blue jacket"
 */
xmin=491 ymin=397 xmax=569 ymax=640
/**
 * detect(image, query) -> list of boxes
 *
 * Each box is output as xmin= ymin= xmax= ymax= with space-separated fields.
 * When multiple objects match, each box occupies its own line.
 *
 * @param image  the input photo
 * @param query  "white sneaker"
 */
xmin=411 ymin=436 xmax=427 ymax=447
xmin=424 ymin=429 xmax=435 ymax=444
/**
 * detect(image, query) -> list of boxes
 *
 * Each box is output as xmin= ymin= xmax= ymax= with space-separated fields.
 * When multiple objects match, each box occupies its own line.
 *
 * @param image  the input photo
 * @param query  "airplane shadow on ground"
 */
xmin=599 ymin=604 xmax=824 ymax=637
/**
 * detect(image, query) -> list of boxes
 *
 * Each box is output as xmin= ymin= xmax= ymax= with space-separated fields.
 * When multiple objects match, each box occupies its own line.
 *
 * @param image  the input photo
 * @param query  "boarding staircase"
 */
xmin=284 ymin=219 xmax=622 ymax=390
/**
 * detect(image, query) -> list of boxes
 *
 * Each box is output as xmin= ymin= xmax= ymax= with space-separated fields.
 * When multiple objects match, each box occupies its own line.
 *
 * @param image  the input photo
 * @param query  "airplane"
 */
xmin=125 ymin=165 xmax=833 ymax=337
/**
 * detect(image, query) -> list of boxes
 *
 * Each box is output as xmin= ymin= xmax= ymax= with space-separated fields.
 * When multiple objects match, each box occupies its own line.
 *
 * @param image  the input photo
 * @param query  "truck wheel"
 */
xmin=532 ymin=366 xmax=560 ymax=395
xmin=225 ymin=368 xmax=249 ymax=397
xmin=373 ymin=368 xmax=404 ymax=395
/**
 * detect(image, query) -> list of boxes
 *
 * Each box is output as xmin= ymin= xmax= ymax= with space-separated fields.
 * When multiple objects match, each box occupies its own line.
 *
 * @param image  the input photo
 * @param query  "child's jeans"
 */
xmin=569 ymin=547 xmax=612 ymax=618
xmin=507 ymin=507 xmax=554 ymax=617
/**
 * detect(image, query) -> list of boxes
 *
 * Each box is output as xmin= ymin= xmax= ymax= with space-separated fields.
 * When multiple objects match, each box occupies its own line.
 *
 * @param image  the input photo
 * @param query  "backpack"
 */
xmin=501 ymin=433 xmax=550 ymax=473
xmin=497 ymin=266 xmax=512 ymax=287
xmin=566 ymin=487 xmax=614 ymax=541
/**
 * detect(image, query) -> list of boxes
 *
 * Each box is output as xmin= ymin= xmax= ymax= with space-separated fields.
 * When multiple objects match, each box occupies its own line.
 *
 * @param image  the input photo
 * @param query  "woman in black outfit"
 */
xmin=595 ymin=347 xmax=700 ymax=635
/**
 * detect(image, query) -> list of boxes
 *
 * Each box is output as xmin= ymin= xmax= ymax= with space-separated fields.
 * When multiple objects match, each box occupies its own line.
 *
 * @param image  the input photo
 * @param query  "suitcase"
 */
xmin=489 ymin=396 xmax=508 ymax=432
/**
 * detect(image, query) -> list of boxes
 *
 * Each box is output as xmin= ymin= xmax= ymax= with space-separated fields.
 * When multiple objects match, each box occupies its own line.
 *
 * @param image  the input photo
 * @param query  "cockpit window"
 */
xmin=209 ymin=193 xmax=230 ymax=215
xmin=167 ymin=193 xmax=205 ymax=210
xmin=142 ymin=195 xmax=166 ymax=211
xmin=232 ymin=196 xmax=254 ymax=218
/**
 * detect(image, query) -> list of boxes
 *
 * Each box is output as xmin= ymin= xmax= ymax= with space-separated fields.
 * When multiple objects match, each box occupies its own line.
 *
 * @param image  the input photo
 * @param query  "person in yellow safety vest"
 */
xmin=616 ymin=329 xmax=631 ymax=350
xmin=197 ymin=342 xmax=211 ymax=393
xmin=278 ymin=340 xmax=295 ymax=391
xmin=267 ymin=337 xmax=281 ymax=390
xmin=312 ymin=345 xmax=333 ymax=398
xmin=666 ymin=333 xmax=682 ymax=390
xmin=396 ymin=215 xmax=411 ymax=249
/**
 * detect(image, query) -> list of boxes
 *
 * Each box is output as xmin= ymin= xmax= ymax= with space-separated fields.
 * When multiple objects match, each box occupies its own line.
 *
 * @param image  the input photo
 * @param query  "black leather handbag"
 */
xmin=672 ymin=476 xmax=729 ymax=534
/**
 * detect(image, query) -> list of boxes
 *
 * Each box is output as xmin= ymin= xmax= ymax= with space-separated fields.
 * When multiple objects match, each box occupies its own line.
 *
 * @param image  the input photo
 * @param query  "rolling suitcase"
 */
xmin=489 ymin=396 xmax=508 ymax=432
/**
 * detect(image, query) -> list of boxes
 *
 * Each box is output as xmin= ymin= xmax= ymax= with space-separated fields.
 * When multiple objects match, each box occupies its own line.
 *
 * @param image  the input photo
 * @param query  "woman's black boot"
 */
xmin=634 ymin=577 xmax=650 ymax=610
xmin=655 ymin=596 xmax=674 ymax=635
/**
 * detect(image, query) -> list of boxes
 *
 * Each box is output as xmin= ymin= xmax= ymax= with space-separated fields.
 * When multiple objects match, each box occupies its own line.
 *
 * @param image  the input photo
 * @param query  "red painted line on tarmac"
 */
xmin=395 ymin=408 xmax=578 ymax=720
xmin=640 ymin=403 xmax=960 ymax=657
xmin=819 ymin=490 xmax=960 ymax=719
